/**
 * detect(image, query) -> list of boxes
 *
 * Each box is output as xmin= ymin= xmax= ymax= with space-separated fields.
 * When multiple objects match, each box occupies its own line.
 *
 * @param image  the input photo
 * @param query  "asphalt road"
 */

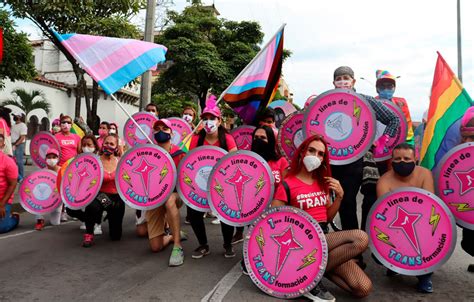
xmin=1 ymin=165 xmax=473 ymax=302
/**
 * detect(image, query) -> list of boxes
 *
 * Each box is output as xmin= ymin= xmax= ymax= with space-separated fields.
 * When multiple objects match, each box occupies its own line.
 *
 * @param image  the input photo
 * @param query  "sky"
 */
xmin=13 ymin=0 xmax=474 ymax=121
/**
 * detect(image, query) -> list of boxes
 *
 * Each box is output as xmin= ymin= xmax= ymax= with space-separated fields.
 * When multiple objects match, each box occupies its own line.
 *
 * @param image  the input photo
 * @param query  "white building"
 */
xmin=0 ymin=39 xmax=142 ymax=139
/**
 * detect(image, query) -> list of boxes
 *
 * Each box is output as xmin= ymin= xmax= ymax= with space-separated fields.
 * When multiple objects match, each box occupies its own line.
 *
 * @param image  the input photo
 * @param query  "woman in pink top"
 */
xmin=0 ymin=106 xmax=13 ymax=156
xmin=272 ymin=135 xmax=372 ymax=300
xmin=55 ymin=115 xmax=81 ymax=166
xmin=82 ymin=134 xmax=125 ymax=247
xmin=96 ymin=121 xmax=110 ymax=148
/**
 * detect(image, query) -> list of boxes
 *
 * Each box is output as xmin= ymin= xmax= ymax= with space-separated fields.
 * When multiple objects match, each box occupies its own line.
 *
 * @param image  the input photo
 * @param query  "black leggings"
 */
xmin=84 ymin=194 xmax=125 ymax=240
xmin=187 ymin=206 xmax=234 ymax=248
xmin=462 ymin=228 xmax=474 ymax=257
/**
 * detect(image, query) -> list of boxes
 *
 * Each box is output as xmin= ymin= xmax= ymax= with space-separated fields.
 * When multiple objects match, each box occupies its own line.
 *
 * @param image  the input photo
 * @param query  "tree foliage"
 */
xmin=0 ymin=9 xmax=36 ymax=90
xmin=151 ymin=91 xmax=196 ymax=118
xmin=1 ymin=88 xmax=50 ymax=116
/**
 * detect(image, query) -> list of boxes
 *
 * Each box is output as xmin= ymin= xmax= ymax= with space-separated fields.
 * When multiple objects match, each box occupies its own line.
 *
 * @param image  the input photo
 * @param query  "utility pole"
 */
xmin=457 ymin=0 xmax=463 ymax=82
xmin=139 ymin=0 xmax=156 ymax=111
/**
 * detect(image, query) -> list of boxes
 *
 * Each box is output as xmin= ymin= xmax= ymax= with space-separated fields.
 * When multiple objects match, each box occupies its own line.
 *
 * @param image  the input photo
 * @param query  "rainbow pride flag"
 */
xmin=53 ymin=31 xmax=167 ymax=95
xmin=420 ymin=52 xmax=473 ymax=170
xmin=221 ymin=25 xmax=285 ymax=124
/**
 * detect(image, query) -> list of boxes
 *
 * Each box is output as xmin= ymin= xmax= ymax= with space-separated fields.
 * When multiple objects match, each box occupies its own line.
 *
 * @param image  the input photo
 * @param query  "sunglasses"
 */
xmin=61 ymin=121 xmax=72 ymax=125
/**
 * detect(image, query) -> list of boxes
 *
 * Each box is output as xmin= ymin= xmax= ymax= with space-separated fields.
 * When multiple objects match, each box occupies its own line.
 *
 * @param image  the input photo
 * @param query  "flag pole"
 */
xmin=111 ymin=94 xmax=154 ymax=144
xmin=216 ymin=23 xmax=286 ymax=104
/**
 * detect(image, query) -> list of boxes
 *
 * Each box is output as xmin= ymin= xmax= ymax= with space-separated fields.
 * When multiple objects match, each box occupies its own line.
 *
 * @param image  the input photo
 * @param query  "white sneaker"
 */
xmin=80 ymin=222 xmax=86 ymax=230
xmin=94 ymin=224 xmax=103 ymax=235
xmin=211 ymin=218 xmax=221 ymax=225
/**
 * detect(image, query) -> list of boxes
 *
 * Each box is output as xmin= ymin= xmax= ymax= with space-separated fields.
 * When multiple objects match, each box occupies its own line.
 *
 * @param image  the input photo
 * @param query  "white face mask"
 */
xmin=204 ymin=120 xmax=218 ymax=134
xmin=109 ymin=129 xmax=117 ymax=135
xmin=182 ymin=114 xmax=193 ymax=123
xmin=83 ymin=147 xmax=95 ymax=153
xmin=334 ymin=79 xmax=353 ymax=89
xmin=46 ymin=158 xmax=58 ymax=167
xmin=303 ymin=155 xmax=321 ymax=172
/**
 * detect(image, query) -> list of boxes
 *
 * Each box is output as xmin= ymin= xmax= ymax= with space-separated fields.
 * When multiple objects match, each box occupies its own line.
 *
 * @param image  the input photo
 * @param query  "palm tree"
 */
xmin=1 ymin=88 xmax=51 ymax=116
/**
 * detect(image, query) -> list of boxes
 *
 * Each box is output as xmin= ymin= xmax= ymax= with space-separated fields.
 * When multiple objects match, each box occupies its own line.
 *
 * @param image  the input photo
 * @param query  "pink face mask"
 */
xmin=61 ymin=123 xmax=72 ymax=131
xmin=334 ymin=79 xmax=353 ymax=89
xmin=98 ymin=129 xmax=108 ymax=137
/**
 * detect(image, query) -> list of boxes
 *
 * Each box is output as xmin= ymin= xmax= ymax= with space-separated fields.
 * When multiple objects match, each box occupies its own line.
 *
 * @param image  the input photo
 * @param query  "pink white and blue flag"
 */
xmin=53 ymin=31 xmax=167 ymax=95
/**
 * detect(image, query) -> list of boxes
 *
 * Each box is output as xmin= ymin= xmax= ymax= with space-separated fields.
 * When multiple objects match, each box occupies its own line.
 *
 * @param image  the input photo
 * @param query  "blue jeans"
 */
xmin=14 ymin=143 xmax=25 ymax=180
xmin=0 ymin=204 xmax=19 ymax=234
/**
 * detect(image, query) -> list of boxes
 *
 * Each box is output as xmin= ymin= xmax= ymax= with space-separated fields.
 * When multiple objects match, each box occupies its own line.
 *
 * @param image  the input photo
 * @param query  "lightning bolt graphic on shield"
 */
xmin=256 ymin=227 xmax=265 ymax=256
xmin=183 ymin=172 xmax=195 ymax=190
xmin=449 ymin=203 xmax=474 ymax=212
xmin=122 ymin=170 xmax=132 ymax=186
xmin=255 ymin=174 xmax=265 ymax=195
xmin=214 ymin=179 xmax=224 ymax=198
xmin=429 ymin=205 xmax=441 ymax=236
xmin=132 ymin=158 xmax=157 ymax=197
xmin=225 ymin=165 xmax=253 ymax=213
xmin=159 ymin=164 xmax=169 ymax=184
xmin=271 ymin=226 xmax=303 ymax=276
xmin=374 ymin=226 xmax=396 ymax=248
xmin=297 ymin=248 xmax=318 ymax=271
xmin=353 ymin=100 xmax=362 ymax=125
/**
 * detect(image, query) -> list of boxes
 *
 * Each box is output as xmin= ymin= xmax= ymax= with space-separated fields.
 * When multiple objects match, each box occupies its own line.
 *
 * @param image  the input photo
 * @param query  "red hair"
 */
xmin=288 ymin=134 xmax=332 ymax=194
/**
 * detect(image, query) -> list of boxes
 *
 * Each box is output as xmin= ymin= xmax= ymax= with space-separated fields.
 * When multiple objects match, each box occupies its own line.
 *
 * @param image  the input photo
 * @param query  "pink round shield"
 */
xmin=435 ymin=142 xmax=474 ymax=230
xmin=167 ymin=117 xmax=193 ymax=147
xmin=177 ymin=146 xmax=227 ymax=212
xmin=277 ymin=112 xmax=304 ymax=163
xmin=373 ymin=100 xmax=407 ymax=162
xmin=30 ymin=131 xmax=60 ymax=168
xmin=367 ymin=187 xmax=457 ymax=275
xmin=60 ymin=153 xmax=104 ymax=210
xmin=207 ymin=151 xmax=275 ymax=226
xmin=19 ymin=170 xmax=61 ymax=215
xmin=123 ymin=112 xmax=158 ymax=147
xmin=116 ymin=144 xmax=177 ymax=210
xmin=303 ymin=89 xmax=376 ymax=165
xmin=244 ymin=206 xmax=328 ymax=299
xmin=231 ymin=125 xmax=256 ymax=151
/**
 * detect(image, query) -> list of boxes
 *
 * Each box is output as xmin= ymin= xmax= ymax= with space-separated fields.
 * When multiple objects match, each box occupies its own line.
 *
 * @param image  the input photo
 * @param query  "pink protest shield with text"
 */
xmin=303 ymin=89 xmax=376 ymax=165
xmin=277 ymin=112 xmax=304 ymax=163
xmin=367 ymin=187 xmax=457 ymax=275
xmin=19 ymin=170 xmax=61 ymax=215
xmin=207 ymin=151 xmax=274 ymax=227
xmin=244 ymin=206 xmax=328 ymax=299
xmin=123 ymin=112 xmax=158 ymax=147
xmin=167 ymin=117 xmax=193 ymax=147
xmin=116 ymin=145 xmax=177 ymax=210
xmin=60 ymin=153 xmax=104 ymax=210
xmin=231 ymin=125 xmax=256 ymax=151
xmin=435 ymin=142 xmax=474 ymax=230
xmin=177 ymin=146 xmax=227 ymax=212
xmin=30 ymin=131 xmax=60 ymax=168
xmin=373 ymin=100 xmax=407 ymax=162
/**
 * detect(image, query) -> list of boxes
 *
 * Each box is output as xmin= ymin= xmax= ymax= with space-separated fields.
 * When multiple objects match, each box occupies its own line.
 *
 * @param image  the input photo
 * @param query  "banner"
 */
xmin=268 ymin=100 xmax=297 ymax=128
xmin=244 ymin=206 xmax=328 ymax=299
xmin=167 ymin=117 xmax=193 ymax=147
xmin=367 ymin=187 xmax=457 ymax=275
xmin=207 ymin=151 xmax=274 ymax=226
xmin=303 ymin=89 xmax=376 ymax=165
xmin=123 ymin=112 xmax=158 ymax=147
xmin=435 ymin=142 xmax=474 ymax=230
xmin=30 ymin=131 xmax=61 ymax=168
xmin=19 ymin=170 xmax=61 ymax=215
xmin=277 ymin=112 xmax=304 ymax=163
xmin=231 ymin=125 xmax=256 ymax=151
xmin=60 ymin=153 xmax=104 ymax=210
xmin=177 ymin=146 xmax=227 ymax=212
xmin=116 ymin=145 xmax=177 ymax=210
xmin=374 ymin=100 xmax=407 ymax=162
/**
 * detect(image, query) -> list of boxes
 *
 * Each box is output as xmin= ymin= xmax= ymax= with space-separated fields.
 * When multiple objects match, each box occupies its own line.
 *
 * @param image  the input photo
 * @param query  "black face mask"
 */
xmin=251 ymin=138 xmax=271 ymax=160
xmin=154 ymin=131 xmax=171 ymax=143
xmin=392 ymin=161 xmax=416 ymax=177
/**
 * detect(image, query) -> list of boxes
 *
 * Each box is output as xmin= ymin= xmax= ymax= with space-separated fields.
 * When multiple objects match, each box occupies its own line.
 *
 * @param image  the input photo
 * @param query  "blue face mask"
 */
xmin=154 ymin=131 xmax=171 ymax=143
xmin=379 ymin=89 xmax=395 ymax=100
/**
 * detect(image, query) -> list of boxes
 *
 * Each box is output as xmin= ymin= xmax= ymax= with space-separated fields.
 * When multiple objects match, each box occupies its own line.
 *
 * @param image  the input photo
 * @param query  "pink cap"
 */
xmin=153 ymin=119 xmax=172 ymax=131
xmin=46 ymin=148 xmax=59 ymax=157
xmin=460 ymin=106 xmax=474 ymax=136
xmin=201 ymin=95 xmax=221 ymax=118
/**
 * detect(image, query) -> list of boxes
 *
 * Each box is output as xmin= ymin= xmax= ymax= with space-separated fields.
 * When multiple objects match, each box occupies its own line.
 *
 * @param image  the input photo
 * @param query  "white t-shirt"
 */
xmin=11 ymin=122 xmax=28 ymax=143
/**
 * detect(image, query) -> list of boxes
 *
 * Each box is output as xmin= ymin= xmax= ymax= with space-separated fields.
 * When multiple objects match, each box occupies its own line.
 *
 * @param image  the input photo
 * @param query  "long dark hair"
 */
xmin=0 ymin=107 xmax=12 ymax=128
xmin=288 ymin=135 xmax=332 ymax=194
xmin=80 ymin=134 xmax=100 ymax=154
xmin=251 ymin=125 xmax=280 ymax=161
xmin=197 ymin=126 xmax=229 ymax=151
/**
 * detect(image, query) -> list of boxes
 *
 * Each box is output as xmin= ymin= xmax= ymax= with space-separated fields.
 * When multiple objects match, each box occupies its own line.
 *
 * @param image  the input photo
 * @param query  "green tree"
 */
xmin=151 ymin=92 xmax=196 ymax=118
xmin=7 ymin=0 xmax=144 ymax=131
xmin=0 ymin=9 xmax=36 ymax=90
xmin=1 ymin=88 xmax=50 ymax=116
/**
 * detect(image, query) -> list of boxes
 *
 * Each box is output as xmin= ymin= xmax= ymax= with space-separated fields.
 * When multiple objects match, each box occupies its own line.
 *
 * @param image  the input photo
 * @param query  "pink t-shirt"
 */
xmin=55 ymin=132 xmax=81 ymax=165
xmin=189 ymin=133 xmax=237 ymax=151
xmin=267 ymin=157 xmax=289 ymax=184
xmin=274 ymin=175 xmax=329 ymax=223
xmin=0 ymin=118 xmax=10 ymax=136
xmin=0 ymin=153 xmax=18 ymax=204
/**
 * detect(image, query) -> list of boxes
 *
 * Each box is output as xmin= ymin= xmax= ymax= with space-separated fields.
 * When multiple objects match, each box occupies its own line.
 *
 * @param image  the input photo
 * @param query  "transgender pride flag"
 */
xmin=221 ymin=25 xmax=285 ymax=124
xmin=53 ymin=31 xmax=167 ymax=95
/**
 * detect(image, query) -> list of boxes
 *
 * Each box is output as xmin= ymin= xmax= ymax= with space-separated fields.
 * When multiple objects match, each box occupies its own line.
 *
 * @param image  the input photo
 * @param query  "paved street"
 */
xmin=1 ymin=165 xmax=473 ymax=302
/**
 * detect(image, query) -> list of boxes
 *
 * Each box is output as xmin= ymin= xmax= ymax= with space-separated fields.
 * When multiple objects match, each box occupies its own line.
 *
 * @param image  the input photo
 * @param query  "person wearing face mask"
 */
xmin=182 ymin=106 xmax=197 ymax=129
xmin=109 ymin=122 xmax=125 ymax=156
xmin=145 ymin=103 xmax=160 ymax=118
xmin=51 ymin=119 xmax=61 ymax=135
xmin=272 ymin=135 xmax=372 ymax=301
xmin=97 ymin=121 xmax=110 ymax=148
xmin=188 ymin=95 xmax=238 ymax=259
xmin=376 ymin=143 xmax=435 ymax=292
xmin=34 ymin=148 xmax=62 ymax=231
xmin=0 ymin=133 xmax=20 ymax=234
xmin=82 ymin=135 xmax=124 ymax=247
xmin=55 ymin=115 xmax=81 ymax=166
